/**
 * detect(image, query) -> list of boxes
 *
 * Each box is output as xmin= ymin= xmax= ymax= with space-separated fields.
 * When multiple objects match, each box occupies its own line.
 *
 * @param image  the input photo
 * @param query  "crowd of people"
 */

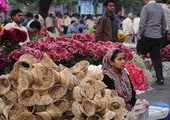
xmin=2 ymin=1 xmax=168 ymax=45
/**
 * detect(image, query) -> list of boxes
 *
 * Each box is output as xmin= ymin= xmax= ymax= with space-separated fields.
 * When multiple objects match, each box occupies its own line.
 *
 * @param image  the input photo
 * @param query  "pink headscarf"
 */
xmin=102 ymin=48 xmax=132 ymax=102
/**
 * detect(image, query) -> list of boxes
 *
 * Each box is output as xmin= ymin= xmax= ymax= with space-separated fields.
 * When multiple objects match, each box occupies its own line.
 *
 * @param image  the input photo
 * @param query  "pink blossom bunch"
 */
xmin=72 ymin=33 xmax=95 ymax=42
xmin=3 ymin=28 xmax=27 ymax=43
xmin=160 ymin=44 xmax=170 ymax=62
xmin=103 ymin=41 xmax=133 ymax=61
xmin=0 ymin=0 xmax=8 ymax=13
xmin=8 ymin=34 xmax=133 ymax=65
xmin=125 ymin=62 xmax=148 ymax=91
xmin=24 ymin=37 xmax=88 ymax=62
xmin=8 ymin=46 xmax=43 ymax=61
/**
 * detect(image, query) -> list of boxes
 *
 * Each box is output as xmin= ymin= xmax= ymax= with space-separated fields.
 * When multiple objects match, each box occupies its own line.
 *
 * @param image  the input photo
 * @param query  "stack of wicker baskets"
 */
xmin=0 ymin=53 xmax=133 ymax=120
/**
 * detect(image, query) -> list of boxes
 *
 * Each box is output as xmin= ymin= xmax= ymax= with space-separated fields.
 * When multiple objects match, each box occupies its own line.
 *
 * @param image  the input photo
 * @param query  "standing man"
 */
xmin=63 ymin=13 xmax=71 ymax=35
xmin=95 ymin=0 xmax=118 ymax=42
xmin=133 ymin=13 xmax=140 ymax=44
xmin=115 ymin=10 xmax=122 ymax=30
xmin=122 ymin=13 xmax=133 ymax=43
xmin=5 ymin=9 xmax=30 ymax=45
xmin=137 ymin=0 xmax=167 ymax=85
xmin=45 ymin=14 xmax=55 ymax=33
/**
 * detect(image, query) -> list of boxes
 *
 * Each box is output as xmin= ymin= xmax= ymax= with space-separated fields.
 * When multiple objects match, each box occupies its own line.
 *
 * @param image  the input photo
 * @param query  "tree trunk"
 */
xmin=39 ymin=0 xmax=53 ymax=19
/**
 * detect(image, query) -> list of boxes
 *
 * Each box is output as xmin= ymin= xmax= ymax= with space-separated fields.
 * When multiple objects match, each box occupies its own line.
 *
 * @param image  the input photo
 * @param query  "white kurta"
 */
xmin=122 ymin=17 xmax=133 ymax=36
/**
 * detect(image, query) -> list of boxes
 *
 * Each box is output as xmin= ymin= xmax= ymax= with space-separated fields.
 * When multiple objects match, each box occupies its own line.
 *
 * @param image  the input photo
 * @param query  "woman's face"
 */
xmin=110 ymin=52 xmax=126 ymax=70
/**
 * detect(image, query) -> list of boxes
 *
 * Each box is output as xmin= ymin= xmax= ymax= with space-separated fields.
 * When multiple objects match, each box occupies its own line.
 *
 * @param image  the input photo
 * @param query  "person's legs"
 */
xmin=137 ymin=37 xmax=150 ymax=57
xmin=63 ymin=26 xmax=68 ymax=34
xmin=149 ymin=38 xmax=164 ymax=84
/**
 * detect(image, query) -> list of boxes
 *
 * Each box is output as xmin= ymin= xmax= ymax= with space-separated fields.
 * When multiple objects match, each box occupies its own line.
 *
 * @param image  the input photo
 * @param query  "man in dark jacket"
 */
xmin=95 ymin=0 xmax=118 ymax=42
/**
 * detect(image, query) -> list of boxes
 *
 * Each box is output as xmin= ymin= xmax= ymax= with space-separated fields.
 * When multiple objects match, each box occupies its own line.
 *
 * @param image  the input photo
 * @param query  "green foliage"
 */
xmin=83 ymin=28 xmax=96 ymax=34
xmin=64 ymin=34 xmax=72 ymax=38
xmin=30 ymin=35 xmax=42 ymax=41
xmin=14 ymin=0 xmax=37 ymax=6
xmin=131 ymin=54 xmax=154 ymax=87
xmin=27 ymin=0 xmax=39 ymax=12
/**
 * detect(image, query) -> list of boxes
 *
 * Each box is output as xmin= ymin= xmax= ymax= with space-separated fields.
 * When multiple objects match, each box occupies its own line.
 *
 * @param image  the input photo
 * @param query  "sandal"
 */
xmin=155 ymin=80 xmax=164 ymax=86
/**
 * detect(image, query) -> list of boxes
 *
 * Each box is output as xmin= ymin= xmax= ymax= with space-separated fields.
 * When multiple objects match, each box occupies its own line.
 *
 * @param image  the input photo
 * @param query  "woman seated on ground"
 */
xmin=102 ymin=48 xmax=149 ymax=120
xmin=28 ymin=20 xmax=49 ymax=40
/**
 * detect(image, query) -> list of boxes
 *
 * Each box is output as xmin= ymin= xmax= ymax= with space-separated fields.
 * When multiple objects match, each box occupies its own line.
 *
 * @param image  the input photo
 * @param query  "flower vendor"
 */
xmin=102 ymin=48 xmax=149 ymax=120
xmin=28 ymin=20 xmax=49 ymax=40
xmin=4 ymin=9 xmax=30 ymax=45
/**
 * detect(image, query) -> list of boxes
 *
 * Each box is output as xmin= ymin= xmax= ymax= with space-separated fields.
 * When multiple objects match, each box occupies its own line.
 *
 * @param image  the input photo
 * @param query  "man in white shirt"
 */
xmin=45 ymin=14 xmax=54 ymax=33
xmin=5 ymin=9 xmax=30 ymax=46
xmin=122 ymin=13 xmax=133 ymax=43
xmin=133 ymin=13 xmax=140 ymax=44
xmin=63 ymin=13 xmax=71 ymax=34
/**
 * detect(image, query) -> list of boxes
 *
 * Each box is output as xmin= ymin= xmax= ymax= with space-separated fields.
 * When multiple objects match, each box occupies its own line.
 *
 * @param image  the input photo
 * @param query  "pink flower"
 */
xmin=0 ymin=0 xmax=8 ymax=13
xmin=160 ymin=44 xmax=170 ymax=62
xmin=8 ymin=46 xmax=43 ymax=60
xmin=3 ymin=28 xmax=27 ymax=43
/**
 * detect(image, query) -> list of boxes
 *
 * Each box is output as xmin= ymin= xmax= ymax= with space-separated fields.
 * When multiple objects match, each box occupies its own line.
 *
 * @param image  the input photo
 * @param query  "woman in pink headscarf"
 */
xmin=102 ymin=48 xmax=149 ymax=120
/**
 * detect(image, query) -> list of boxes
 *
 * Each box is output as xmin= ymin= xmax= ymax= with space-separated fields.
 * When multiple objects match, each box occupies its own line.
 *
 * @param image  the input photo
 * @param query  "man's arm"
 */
xmin=95 ymin=17 xmax=105 ymax=41
xmin=138 ymin=6 xmax=148 ymax=38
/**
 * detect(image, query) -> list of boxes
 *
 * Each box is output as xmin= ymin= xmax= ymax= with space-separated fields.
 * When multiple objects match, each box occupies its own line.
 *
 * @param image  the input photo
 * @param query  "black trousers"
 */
xmin=137 ymin=36 xmax=163 ymax=81
xmin=63 ymin=26 xmax=68 ymax=34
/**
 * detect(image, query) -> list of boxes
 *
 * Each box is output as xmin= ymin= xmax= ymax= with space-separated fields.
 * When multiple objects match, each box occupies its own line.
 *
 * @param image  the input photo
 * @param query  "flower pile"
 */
xmin=72 ymin=33 xmax=95 ymax=42
xmin=131 ymin=54 xmax=154 ymax=87
xmin=8 ymin=34 xmax=133 ymax=67
xmin=0 ymin=0 xmax=8 ymax=13
xmin=160 ymin=44 xmax=170 ymax=62
xmin=117 ymin=33 xmax=127 ymax=43
xmin=8 ymin=46 xmax=43 ymax=61
xmin=125 ymin=62 xmax=148 ymax=91
xmin=0 ymin=28 xmax=28 ymax=75
xmin=1 ymin=28 xmax=27 ymax=54
xmin=3 ymin=28 xmax=27 ymax=43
